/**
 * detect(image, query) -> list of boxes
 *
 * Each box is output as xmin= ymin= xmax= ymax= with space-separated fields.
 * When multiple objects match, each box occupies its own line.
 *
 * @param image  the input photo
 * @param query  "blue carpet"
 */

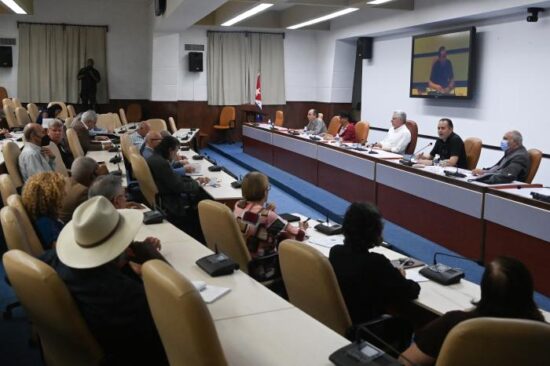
xmin=207 ymin=143 xmax=550 ymax=311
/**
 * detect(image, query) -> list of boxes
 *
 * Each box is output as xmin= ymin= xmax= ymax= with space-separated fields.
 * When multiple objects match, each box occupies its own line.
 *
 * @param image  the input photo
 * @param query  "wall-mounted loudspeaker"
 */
xmin=0 ymin=46 xmax=13 ymax=67
xmin=155 ymin=0 xmax=166 ymax=16
xmin=357 ymin=37 xmax=373 ymax=60
xmin=188 ymin=52 xmax=203 ymax=72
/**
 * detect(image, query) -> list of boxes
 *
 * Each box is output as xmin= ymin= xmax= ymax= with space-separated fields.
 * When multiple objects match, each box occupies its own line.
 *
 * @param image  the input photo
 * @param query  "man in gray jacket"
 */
xmin=472 ymin=130 xmax=531 ymax=182
xmin=305 ymin=109 xmax=327 ymax=135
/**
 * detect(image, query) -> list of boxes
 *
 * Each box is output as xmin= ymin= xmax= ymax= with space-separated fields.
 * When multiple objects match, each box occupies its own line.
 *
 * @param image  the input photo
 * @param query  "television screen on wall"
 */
xmin=410 ymin=27 xmax=476 ymax=99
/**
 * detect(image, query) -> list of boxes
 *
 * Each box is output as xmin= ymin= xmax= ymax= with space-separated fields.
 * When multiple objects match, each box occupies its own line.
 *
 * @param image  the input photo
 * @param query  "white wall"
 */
xmin=0 ymin=0 xmax=153 ymax=100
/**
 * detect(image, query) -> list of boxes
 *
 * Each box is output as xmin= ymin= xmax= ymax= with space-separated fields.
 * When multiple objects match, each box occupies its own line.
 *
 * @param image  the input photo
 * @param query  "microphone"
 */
xmin=419 ymin=251 xmax=482 ymax=286
xmin=368 ymin=142 xmax=378 ymax=155
xmin=412 ymin=142 xmax=433 ymax=158
xmin=531 ymin=192 xmax=550 ymax=203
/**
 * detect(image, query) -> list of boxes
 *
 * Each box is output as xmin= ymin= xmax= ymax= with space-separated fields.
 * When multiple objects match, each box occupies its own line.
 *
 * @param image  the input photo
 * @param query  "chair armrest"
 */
xmin=248 ymin=252 xmax=280 ymax=282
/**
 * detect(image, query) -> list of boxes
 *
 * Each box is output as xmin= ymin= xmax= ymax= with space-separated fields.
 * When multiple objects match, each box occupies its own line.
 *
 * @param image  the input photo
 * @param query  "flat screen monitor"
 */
xmin=410 ymin=27 xmax=476 ymax=99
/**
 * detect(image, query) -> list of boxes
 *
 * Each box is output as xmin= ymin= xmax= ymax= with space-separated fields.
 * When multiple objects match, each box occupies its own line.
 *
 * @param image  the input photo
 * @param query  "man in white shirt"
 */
xmin=130 ymin=121 xmax=150 ymax=148
xmin=18 ymin=124 xmax=55 ymax=181
xmin=373 ymin=111 xmax=411 ymax=154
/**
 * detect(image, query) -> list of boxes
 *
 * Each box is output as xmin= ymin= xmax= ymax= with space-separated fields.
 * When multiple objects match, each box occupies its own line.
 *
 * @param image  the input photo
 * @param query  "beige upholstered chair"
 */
xmin=354 ymin=121 xmax=370 ymax=144
xmin=2 ymin=141 xmax=24 ymax=189
xmin=2 ymin=97 xmax=14 ymax=109
xmin=120 ymin=133 xmax=133 ymax=161
xmin=67 ymin=104 xmax=76 ymax=118
xmin=48 ymin=141 xmax=69 ymax=176
xmin=12 ymin=97 xmax=22 ymax=109
xmin=126 ymin=103 xmax=142 ymax=123
xmin=15 ymin=107 xmax=31 ymax=126
xmin=279 ymin=240 xmax=352 ymax=336
xmin=3 ymin=250 xmax=104 ymax=366
xmin=142 ymin=260 xmax=227 ymax=366
xmin=198 ymin=200 xmax=251 ymax=267
xmin=436 ymin=317 xmax=550 ymax=366
xmin=119 ymin=108 xmax=128 ymax=124
xmin=526 ymin=148 xmax=543 ymax=184
xmin=64 ymin=117 xmax=73 ymax=129
xmin=27 ymin=103 xmax=40 ymax=123
xmin=327 ymin=115 xmax=341 ymax=136
xmin=1 ymin=206 xmax=34 ymax=253
xmin=130 ymin=153 xmax=158 ymax=208
xmin=0 ymin=174 xmax=17 ymax=205
xmin=7 ymin=194 xmax=45 ymax=257
xmin=405 ymin=120 xmax=418 ymax=154
xmin=3 ymin=103 xmax=18 ymax=128
xmin=96 ymin=113 xmax=120 ymax=131
xmin=464 ymin=137 xmax=482 ymax=170
xmin=66 ymin=128 xmax=85 ymax=158
xmin=47 ymin=101 xmax=68 ymax=119
xmin=274 ymin=110 xmax=284 ymax=127
xmin=168 ymin=117 xmax=178 ymax=134
xmin=146 ymin=118 xmax=168 ymax=133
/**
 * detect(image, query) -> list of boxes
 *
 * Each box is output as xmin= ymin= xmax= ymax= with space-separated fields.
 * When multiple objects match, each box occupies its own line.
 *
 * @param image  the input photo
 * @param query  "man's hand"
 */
xmin=143 ymin=236 xmax=161 ymax=251
xmin=126 ymin=201 xmax=144 ymax=209
xmin=184 ymin=164 xmax=195 ymax=173
xmin=41 ymin=147 xmax=54 ymax=158
xmin=299 ymin=220 xmax=309 ymax=231
xmin=472 ymin=168 xmax=485 ymax=176
xmin=95 ymin=164 xmax=109 ymax=176
xmin=196 ymin=177 xmax=210 ymax=185
xmin=102 ymin=142 xmax=113 ymax=150
xmin=95 ymin=135 xmax=109 ymax=141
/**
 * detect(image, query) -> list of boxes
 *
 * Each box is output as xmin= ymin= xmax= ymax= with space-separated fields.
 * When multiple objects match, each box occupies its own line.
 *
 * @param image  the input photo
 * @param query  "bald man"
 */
xmin=305 ymin=109 xmax=327 ymax=135
xmin=130 ymin=121 xmax=150 ymax=148
xmin=18 ymin=124 xmax=55 ymax=181
xmin=141 ymin=131 xmax=163 ymax=160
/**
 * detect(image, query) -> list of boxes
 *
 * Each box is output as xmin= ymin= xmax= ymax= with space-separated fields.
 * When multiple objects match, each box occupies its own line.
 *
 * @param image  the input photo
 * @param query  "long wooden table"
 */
xmin=242 ymin=123 xmax=550 ymax=296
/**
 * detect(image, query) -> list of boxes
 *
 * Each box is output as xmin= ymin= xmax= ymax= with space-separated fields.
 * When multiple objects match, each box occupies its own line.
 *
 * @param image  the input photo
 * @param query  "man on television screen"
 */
xmin=428 ymin=46 xmax=455 ymax=94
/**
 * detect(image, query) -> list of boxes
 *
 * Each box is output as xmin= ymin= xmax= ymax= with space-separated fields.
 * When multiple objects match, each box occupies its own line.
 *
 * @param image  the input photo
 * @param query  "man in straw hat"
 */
xmin=41 ymin=196 xmax=168 ymax=365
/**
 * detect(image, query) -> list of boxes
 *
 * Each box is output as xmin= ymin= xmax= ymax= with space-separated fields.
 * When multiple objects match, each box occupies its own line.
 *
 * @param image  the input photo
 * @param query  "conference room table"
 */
xmin=134 ymin=216 xmax=350 ymax=365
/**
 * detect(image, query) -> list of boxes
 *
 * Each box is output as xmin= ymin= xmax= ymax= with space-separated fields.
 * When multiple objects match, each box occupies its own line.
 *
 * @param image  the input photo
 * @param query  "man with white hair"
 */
xmin=472 ymin=130 xmax=531 ymax=182
xmin=373 ymin=111 xmax=411 ymax=154
xmin=130 ymin=121 xmax=150 ymax=148
xmin=71 ymin=110 xmax=111 ymax=153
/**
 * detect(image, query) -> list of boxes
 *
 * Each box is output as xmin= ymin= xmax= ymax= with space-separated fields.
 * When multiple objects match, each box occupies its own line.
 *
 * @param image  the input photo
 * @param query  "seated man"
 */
xmin=48 ymin=119 xmax=74 ymax=169
xmin=142 ymin=131 xmax=193 ymax=176
xmin=71 ymin=110 xmax=111 ymax=153
xmin=304 ymin=109 xmax=327 ymax=135
xmin=373 ymin=111 xmax=411 ymax=154
xmin=472 ymin=130 xmax=530 ymax=182
xmin=417 ymin=118 xmax=467 ymax=168
xmin=18 ymin=123 xmax=55 ymax=181
xmin=88 ymin=174 xmax=142 ymax=209
xmin=41 ymin=196 xmax=168 ymax=365
xmin=130 ymin=121 xmax=150 ymax=148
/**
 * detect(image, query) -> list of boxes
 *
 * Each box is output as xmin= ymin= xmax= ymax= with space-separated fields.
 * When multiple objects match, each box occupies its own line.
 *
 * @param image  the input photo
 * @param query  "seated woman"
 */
xmin=322 ymin=111 xmax=356 ymax=142
xmin=399 ymin=256 xmax=545 ymax=366
xmin=22 ymin=171 xmax=66 ymax=250
xmin=329 ymin=202 xmax=420 ymax=324
xmin=146 ymin=135 xmax=209 ymax=241
xmin=234 ymin=172 xmax=308 ymax=276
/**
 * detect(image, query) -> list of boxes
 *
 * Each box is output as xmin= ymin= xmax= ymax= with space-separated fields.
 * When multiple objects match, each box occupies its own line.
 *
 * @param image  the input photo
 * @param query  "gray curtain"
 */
xmin=18 ymin=23 xmax=108 ymax=104
xmin=208 ymin=32 xmax=285 ymax=106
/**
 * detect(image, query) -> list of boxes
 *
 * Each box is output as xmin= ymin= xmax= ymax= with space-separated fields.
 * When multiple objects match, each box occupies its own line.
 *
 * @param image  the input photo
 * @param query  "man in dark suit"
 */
xmin=71 ymin=110 xmax=111 ymax=153
xmin=78 ymin=58 xmax=100 ymax=110
xmin=472 ymin=130 xmax=531 ymax=182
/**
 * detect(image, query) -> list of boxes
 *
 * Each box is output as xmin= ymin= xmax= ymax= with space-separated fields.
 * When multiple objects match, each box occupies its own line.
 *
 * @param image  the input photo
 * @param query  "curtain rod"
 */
xmin=207 ymin=30 xmax=284 ymax=38
xmin=17 ymin=21 xmax=109 ymax=32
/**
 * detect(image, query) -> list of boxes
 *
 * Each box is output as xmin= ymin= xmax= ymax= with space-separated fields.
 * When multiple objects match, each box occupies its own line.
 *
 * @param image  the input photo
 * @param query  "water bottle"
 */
xmin=433 ymin=154 xmax=441 ymax=167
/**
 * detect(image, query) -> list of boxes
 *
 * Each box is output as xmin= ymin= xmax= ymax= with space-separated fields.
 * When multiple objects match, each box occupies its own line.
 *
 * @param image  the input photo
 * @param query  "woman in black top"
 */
xmin=329 ymin=202 xmax=420 ymax=324
xmin=399 ymin=256 xmax=545 ymax=366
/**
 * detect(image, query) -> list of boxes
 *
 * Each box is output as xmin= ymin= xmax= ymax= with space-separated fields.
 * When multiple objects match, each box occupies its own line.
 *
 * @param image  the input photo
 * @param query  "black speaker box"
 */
xmin=0 ymin=46 xmax=13 ymax=67
xmin=189 ymin=52 xmax=203 ymax=72
xmin=357 ymin=37 xmax=373 ymax=60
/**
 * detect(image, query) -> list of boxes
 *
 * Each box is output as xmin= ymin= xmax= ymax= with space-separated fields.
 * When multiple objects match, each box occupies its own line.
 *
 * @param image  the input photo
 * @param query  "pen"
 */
xmin=304 ymin=217 xmax=311 ymax=223
xmin=399 ymin=257 xmax=410 ymax=269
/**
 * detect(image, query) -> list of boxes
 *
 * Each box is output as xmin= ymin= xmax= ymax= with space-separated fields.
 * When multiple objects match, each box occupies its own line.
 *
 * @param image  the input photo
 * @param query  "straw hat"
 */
xmin=56 ymin=196 xmax=143 ymax=269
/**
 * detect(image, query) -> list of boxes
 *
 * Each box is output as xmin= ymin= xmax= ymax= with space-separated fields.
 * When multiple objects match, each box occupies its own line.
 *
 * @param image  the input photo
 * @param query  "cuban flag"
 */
xmin=255 ymin=73 xmax=262 ymax=110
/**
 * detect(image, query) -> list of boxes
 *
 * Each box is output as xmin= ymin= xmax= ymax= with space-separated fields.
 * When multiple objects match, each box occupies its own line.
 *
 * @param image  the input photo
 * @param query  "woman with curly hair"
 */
xmin=22 ymin=171 xmax=66 ymax=249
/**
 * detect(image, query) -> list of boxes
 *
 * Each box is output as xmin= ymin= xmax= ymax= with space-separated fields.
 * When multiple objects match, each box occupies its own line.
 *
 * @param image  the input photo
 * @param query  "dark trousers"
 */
xmin=80 ymin=90 xmax=97 ymax=111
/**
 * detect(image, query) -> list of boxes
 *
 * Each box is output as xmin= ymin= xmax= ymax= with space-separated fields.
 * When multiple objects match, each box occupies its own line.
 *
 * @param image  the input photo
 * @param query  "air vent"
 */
xmin=184 ymin=44 xmax=204 ymax=51
xmin=0 ymin=38 xmax=16 ymax=46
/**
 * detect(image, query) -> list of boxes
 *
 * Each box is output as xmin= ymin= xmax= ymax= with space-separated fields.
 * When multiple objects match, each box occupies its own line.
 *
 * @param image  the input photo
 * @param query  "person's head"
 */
xmin=23 ymin=123 xmax=46 ymax=146
xmin=342 ymin=202 xmax=384 ymax=252
xmin=438 ymin=46 xmax=447 ymax=63
xmin=86 ymin=58 xmax=94 ymax=67
xmin=339 ymin=111 xmax=351 ymax=125
xmin=437 ymin=118 xmax=454 ymax=140
xmin=47 ymin=105 xmax=62 ymax=118
xmin=318 ymin=112 xmax=324 ymax=121
xmin=145 ymin=131 xmax=162 ymax=149
xmin=137 ymin=121 xmax=150 ymax=137
xmin=501 ymin=130 xmax=523 ymax=152
xmin=71 ymin=156 xmax=99 ymax=187
xmin=241 ymin=171 xmax=270 ymax=203
xmin=307 ymin=109 xmax=318 ymax=122
xmin=22 ymin=172 xmax=66 ymax=220
xmin=81 ymin=110 xmax=97 ymax=130
xmin=154 ymin=135 xmax=180 ymax=161
xmin=475 ymin=256 xmax=543 ymax=321
xmin=88 ymin=174 xmax=127 ymax=209
xmin=47 ymin=120 xmax=65 ymax=144
xmin=391 ymin=111 xmax=407 ymax=129
xmin=55 ymin=196 xmax=143 ymax=269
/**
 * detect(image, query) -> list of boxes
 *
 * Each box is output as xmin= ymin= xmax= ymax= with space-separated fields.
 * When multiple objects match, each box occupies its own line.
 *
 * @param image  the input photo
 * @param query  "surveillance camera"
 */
xmin=527 ymin=7 xmax=543 ymax=22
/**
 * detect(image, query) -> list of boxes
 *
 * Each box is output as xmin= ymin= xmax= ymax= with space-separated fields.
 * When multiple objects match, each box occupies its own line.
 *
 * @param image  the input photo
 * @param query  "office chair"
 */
xmin=354 ymin=121 xmax=370 ymax=144
xmin=47 ymin=101 xmax=68 ymax=119
xmin=142 ymin=260 xmax=228 ymax=366
xmin=274 ymin=110 xmax=284 ymax=127
xmin=2 ymin=141 xmax=24 ymax=189
xmin=405 ymin=120 xmax=418 ymax=154
xmin=67 ymin=104 xmax=76 ymax=118
xmin=464 ymin=137 xmax=482 ymax=170
xmin=526 ymin=148 xmax=543 ymax=183
xmin=146 ymin=118 xmax=168 ymax=132
xmin=66 ymin=128 xmax=85 ymax=158
xmin=7 ymin=194 xmax=45 ymax=257
xmin=0 ymin=174 xmax=16 ymax=205
xmin=3 ymin=250 xmax=104 ymax=365
xmin=436 ymin=317 xmax=550 ymax=366
xmin=213 ymin=106 xmax=236 ymax=143
xmin=168 ymin=117 xmax=178 ymax=134
xmin=327 ymin=115 xmax=341 ymax=136
xmin=15 ymin=106 xmax=31 ymax=126
xmin=27 ymin=103 xmax=39 ymax=123
xmin=130 ymin=152 xmax=158 ymax=208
